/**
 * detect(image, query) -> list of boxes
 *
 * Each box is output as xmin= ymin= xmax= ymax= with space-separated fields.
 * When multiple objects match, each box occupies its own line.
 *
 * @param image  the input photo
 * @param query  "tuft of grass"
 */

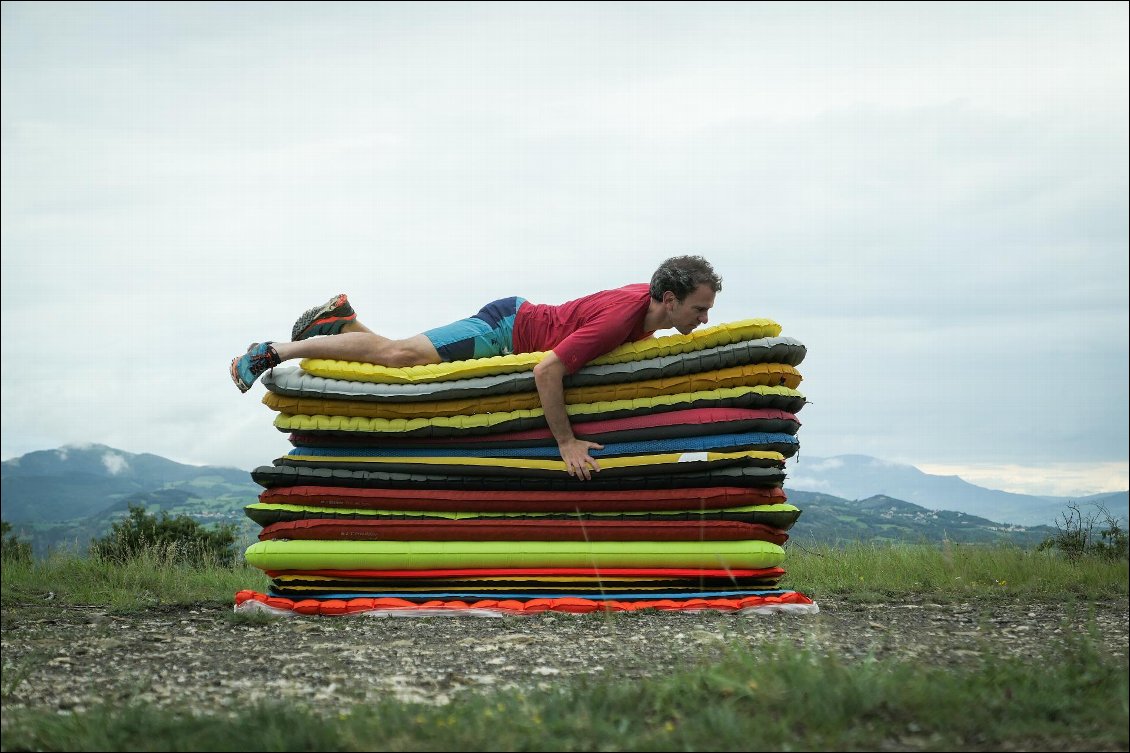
xmin=219 ymin=609 xmax=279 ymax=626
xmin=1 ymin=650 xmax=48 ymax=702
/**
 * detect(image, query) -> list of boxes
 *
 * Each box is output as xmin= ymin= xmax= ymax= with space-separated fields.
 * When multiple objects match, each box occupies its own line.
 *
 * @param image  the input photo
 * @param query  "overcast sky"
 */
xmin=2 ymin=2 xmax=1127 ymax=497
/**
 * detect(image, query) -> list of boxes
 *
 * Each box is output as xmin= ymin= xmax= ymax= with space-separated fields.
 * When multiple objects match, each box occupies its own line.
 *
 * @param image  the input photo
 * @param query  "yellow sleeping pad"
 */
xmin=279 ymin=449 xmax=784 ymax=472
xmin=245 ymin=502 xmax=797 ymax=520
xmin=300 ymin=319 xmax=782 ymax=384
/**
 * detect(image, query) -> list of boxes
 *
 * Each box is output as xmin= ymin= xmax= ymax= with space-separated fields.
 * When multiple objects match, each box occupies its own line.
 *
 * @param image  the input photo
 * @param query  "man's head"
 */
xmin=650 ymin=255 xmax=722 ymax=335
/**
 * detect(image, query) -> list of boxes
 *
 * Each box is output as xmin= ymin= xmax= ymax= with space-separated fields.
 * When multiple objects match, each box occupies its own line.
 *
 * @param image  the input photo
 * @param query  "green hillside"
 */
xmin=786 ymin=490 xmax=1055 ymax=547
xmin=2 ymin=446 xmax=261 ymax=555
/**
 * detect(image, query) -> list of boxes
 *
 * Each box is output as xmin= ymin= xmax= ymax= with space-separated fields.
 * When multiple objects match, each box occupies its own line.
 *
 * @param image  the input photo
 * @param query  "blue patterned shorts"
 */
xmin=423 ymin=296 xmax=527 ymax=361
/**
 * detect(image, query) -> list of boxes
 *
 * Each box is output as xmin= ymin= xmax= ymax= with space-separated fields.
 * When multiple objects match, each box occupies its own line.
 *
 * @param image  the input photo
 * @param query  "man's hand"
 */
xmin=533 ymin=351 xmax=607 ymax=481
xmin=559 ymin=437 xmax=605 ymax=480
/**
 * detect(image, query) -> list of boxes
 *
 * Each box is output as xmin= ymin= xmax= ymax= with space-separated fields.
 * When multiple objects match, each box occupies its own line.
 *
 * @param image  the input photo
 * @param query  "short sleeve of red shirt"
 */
xmin=513 ymin=284 xmax=654 ymax=373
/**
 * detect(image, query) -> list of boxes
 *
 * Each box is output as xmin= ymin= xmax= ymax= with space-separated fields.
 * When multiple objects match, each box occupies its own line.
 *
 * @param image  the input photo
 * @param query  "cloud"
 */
xmin=917 ymin=462 xmax=1129 ymax=497
xmin=803 ymin=458 xmax=844 ymax=473
xmin=101 ymin=452 xmax=129 ymax=476
xmin=784 ymin=476 xmax=831 ymax=492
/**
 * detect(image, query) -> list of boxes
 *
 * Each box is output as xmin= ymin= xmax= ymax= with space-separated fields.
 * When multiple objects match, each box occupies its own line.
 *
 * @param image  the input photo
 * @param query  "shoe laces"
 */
xmin=247 ymin=345 xmax=281 ymax=376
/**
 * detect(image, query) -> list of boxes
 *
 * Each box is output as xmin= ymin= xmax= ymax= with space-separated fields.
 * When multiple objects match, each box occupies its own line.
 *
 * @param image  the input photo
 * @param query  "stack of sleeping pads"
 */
xmin=234 ymin=318 xmax=818 ymax=616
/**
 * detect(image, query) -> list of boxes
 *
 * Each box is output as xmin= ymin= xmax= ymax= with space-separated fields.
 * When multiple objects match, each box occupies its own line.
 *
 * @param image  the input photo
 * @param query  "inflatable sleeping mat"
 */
xmin=264 ymin=565 xmax=785 ymax=579
xmin=267 ymin=586 xmax=793 ymax=599
xmin=263 ymin=336 xmax=807 ymax=402
xmin=287 ymin=408 xmax=801 ymax=449
xmin=263 ymin=566 xmax=787 ymax=593
xmin=288 ymin=432 xmax=799 ymax=459
xmin=267 ymin=582 xmax=786 ymax=597
xmin=251 ymin=460 xmax=787 ymax=490
xmin=271 ymin=449 xmax=785 ymax=478
xmin=256 ymin=484 xmax=788 ymax=512
xmin=243 ymin=538 xmax=786 ymax=570
xmin=262 ymin=363 xmax=802 ymax=419
xmin=266 ymin=566 xmax=786 ymax=590
xmin=257 ymin=518 xmax=789 ymax=544
xmin=243 ymin=502 xmax=804 ymax=531
xmin=298 ymin=319 xmax=784 ymax=384
xmin=234 ymin=589 xmax=820 ymax=615
xmin=273 ymin=385 xmax=807 ymax=439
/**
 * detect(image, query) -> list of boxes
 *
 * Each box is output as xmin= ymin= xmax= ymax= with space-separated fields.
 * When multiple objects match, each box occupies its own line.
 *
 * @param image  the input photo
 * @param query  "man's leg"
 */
xmin=272 ymin=332 xmax=440 ymax=367
xmin=230 ymin=327 xmax=441 ymax=393
xmin=276 ymin=294 xmax=436 ymax=367
xmin=230 ymin=295 xmax=522 ymax=393
xmin=341 ymin=320 xmax=374 ymax=335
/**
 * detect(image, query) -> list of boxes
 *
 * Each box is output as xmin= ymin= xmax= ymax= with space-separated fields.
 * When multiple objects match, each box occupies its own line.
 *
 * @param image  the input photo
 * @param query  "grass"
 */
xmin=1 ymin=540 xmax=1127 ymax=751
xmin=0 ymin=546 xmax=268 ymax=614
xmin=784 ymin=538 xmax=1129 ymax=602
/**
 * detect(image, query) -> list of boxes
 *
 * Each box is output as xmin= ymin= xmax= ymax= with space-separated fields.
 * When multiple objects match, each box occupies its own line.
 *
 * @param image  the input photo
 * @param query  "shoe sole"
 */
xmin=291 ymin=294 xmax=355 ymax=341
xmin=229 ymin=357 xmax=251 ymax=393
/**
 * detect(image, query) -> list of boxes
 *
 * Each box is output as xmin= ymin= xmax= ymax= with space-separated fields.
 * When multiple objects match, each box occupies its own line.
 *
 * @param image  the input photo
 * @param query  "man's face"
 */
xmin=668 ymin=283 xmax=716 ymax=334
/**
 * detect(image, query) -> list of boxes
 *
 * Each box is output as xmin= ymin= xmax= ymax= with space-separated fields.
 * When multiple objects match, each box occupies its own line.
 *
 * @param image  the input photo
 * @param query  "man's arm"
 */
xmin=532 ymin=351 xmax=604 ymax=480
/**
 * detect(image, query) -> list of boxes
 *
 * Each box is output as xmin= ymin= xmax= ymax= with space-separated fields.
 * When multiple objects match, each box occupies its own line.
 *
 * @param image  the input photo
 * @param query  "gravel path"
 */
xmin=2 ymin=594 xmax=1126 ymax=716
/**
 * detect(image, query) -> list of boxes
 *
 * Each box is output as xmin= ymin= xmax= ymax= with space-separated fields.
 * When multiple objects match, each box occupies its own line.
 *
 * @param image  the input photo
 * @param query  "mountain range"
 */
xmin=2 ymin=444 xmax=1125 ymax=553
xmin=1 ymin=445 xmax=261 ymax=554
xmin=787 ymin=454 xmax=1128 ymax=527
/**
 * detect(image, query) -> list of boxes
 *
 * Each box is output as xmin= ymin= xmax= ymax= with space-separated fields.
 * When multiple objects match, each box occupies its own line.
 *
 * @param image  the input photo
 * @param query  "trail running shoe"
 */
xmin=291 ymin=293 xmax=356 ymax=341
xmin=230 ymin=342 xmax=281 ymax=393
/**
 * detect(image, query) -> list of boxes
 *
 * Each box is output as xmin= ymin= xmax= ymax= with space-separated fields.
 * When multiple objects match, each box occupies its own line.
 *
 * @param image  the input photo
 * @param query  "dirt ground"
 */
xmin=2 ymin=593 xmax=1126 ymax=716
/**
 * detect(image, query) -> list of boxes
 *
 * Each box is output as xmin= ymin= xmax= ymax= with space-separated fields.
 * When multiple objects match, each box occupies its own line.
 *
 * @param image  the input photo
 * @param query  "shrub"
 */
xmin=1038 ymin=502 xmax=1129 ymax=562
xmin=1 ymin=521 xmax=32 ymax=563
xmin=89 ymin=504 xmax=238 ymax=567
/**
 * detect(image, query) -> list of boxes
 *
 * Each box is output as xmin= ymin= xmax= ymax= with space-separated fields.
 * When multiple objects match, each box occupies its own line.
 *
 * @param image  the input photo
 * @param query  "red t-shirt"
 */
xmin=513 ymin=283 xmax=655 ymax=373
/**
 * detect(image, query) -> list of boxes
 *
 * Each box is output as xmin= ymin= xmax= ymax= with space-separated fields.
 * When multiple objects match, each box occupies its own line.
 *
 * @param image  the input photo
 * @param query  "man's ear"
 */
xmin=662 ymin=290 xmax=677 ymax=306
